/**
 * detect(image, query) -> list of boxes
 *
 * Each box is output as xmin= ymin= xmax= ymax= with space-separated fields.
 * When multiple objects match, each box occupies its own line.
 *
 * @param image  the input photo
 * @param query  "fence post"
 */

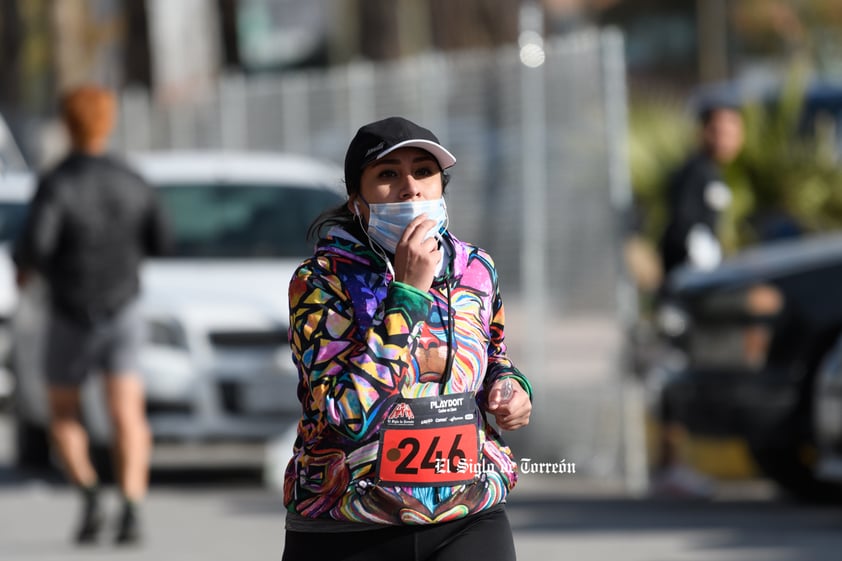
xmin=346 ymin=61 xmax=375 ymax=133
xmin=120 ymin=87 xmax=152 ymax=152
xmin=418 ymin=52 xmax=449 ymax=144
xmin=168 ymin=101 xmax=193 ymax=150
xmin=601 ymin=28 xmax=649 ymax=497
xmin=281 ymin=73 xmax=311 ymax=153
xmin=518 ymin=2 xmax=547 ymax=455
xmin=219 ymin=72 xmax=248 ymax=151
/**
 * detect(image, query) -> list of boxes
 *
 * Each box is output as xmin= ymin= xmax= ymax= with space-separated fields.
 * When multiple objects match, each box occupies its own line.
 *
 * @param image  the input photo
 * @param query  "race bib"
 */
xmin=377 ymin=393 xmax=480 ymax=486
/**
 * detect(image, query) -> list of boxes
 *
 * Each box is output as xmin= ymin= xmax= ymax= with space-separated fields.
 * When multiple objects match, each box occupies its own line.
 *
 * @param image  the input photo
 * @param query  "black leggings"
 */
xmin=282 ymin=506 xmax=516 ymax=561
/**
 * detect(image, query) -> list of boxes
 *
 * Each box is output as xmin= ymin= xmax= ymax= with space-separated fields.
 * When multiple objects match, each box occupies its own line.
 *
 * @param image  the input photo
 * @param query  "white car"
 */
xmin=0 ymin=172 xmax=35 ymax=404
xmin=0 ymin=112 xmax=32 ymax=403
xmin=11 ymin=151 xmax=346 ymax=468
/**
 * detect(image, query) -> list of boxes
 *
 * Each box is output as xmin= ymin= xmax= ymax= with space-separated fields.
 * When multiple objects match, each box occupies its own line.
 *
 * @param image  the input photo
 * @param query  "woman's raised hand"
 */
xmin=393 ymin=214 xmax=441 ymax=293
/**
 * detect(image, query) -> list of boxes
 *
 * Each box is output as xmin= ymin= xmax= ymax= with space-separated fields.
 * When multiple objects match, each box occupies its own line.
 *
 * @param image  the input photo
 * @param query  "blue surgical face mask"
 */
xmin=359 ymin=197 xmax=448 ymax=254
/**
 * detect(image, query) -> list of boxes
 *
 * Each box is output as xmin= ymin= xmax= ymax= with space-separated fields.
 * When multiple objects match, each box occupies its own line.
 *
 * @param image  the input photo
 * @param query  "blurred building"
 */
xmin=2 ymin=0 xmax=842 ymax=164
xmin=0 ymin=0 xmax=525 ymax=164
xmin=596 ymin=0 xmax=842 ymax=91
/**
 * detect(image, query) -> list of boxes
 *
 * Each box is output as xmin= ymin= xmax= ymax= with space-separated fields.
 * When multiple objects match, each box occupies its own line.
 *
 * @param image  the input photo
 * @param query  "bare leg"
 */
xmin=657 ymin=421 xmax=684 ymax=471
xmin=105 ymin=373 xmax=151 ymax=501
xmin=49 ymin=385 xmax=103 ymax=543
xmin=48 ymin=386 xmax=98 ymax=487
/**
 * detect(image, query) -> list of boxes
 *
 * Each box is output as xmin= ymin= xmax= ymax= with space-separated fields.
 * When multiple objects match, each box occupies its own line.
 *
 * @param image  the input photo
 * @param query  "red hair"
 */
xmin=61 ymin=85 xmax=116 ymax=149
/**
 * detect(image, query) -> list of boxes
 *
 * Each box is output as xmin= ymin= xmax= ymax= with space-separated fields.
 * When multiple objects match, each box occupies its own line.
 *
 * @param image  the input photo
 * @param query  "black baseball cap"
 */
xmin=343 ymin=116 xmax=456 ymax=194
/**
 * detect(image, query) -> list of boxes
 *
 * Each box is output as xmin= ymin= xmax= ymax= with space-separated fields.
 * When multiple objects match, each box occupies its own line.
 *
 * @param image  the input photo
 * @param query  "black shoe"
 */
xmin=115 ymin=501 xmax=142 ymax=545
xmin=74 ymin=486 xmax=103 ymax=544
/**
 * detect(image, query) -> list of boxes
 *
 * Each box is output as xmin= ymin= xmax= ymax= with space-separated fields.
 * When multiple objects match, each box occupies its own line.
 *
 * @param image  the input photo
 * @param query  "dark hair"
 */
xmin=306 ymin=170 xmax=451 ymax=242
xmin=697 ymin=102 xmax=741 ymax=126
xmin=306 ymin=202 xmax=355 ymax=241
xmin=344 ymin=116 xmax=455 ymax=195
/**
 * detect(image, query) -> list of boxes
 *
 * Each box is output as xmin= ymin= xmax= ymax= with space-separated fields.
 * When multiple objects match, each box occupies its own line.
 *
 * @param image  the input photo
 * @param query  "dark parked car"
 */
xmin=652 ymin=232 xmax=842 ymax=500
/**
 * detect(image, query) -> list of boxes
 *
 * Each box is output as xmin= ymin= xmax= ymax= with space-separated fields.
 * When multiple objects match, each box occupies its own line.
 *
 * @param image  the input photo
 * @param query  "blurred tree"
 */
xmin=354 ymin=0 xmax=519 ymax=61
xmin=725 ymin=71 xmax=842 ymax=246
xmin=123 ymin=0 xmax=151 ymax=87
xmin=217 ymin=0 xmax=240 ymax=69
xmin=0 ymin=0 xmax=24 ymax=112
xmin=697 ymin=0 xmax=730 ymax=82
xmin=358 ymin=0 xmax=401 ymax=60
xmin=593 ymin=0 xmax=842 ymax=89
xmin=51 ymin=0 xmax=123 ymax=90
xmin=595 ymin=0 xmax=700 ymax=86
xmin=630 ymin=66 xmax=842 ymax=258
xmin=428 ymin=0 xmax=518 ymax=50
xmin=627 ymin=96 xmax=694 ymax=242
xmin=731 ymin=0 xmax=805 ymax=56
xmin=0 ymin=0 xmax=55 ymax=164
xmin=19 ymin=0 xmax=53 ymax=109
xmin=731 ymin=0 xmax=842 ymax=77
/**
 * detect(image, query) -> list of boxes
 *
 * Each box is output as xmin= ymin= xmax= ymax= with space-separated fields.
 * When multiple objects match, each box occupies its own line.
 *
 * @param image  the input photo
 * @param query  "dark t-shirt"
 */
xmin=13 ymin=152 xmax=170 ymax=323
xmin=658 ymin=152 xmax=723 ymax=275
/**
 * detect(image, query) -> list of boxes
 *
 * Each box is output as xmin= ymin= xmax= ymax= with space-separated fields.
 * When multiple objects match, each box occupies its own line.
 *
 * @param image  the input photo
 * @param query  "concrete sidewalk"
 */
xmin=0 ymin=468 xmax=783 ymax=561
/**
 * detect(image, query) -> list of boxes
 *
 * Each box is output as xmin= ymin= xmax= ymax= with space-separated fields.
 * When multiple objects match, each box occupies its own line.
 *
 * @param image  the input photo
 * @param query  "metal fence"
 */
xmin=113 ymin=28 xmax=645 ymax=488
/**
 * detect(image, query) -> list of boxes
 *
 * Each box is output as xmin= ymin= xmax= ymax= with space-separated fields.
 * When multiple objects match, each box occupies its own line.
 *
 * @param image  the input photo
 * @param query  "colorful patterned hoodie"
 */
xmin=284 ymin=226 xmax=532 ymax=525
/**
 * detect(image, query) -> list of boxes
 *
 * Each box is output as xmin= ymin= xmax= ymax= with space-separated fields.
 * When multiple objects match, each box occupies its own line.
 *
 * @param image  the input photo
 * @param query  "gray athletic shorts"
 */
xmin=46 ymin=299 xmax=145 ymax=387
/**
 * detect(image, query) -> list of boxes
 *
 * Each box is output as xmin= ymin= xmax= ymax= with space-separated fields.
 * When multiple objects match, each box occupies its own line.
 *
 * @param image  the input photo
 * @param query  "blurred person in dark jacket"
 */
xmin=653 ymin=100 xmax=744 ymax=499
xmin=13 ymin=85 xmax=170 ymax=545
xmin=659 ymin=102 xmax=744 ymax=277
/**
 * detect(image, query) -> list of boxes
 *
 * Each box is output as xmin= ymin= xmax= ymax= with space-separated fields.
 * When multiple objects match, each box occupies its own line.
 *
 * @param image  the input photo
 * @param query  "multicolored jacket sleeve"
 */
xmin=289 ymin=255 xmax=432 ymax=442
xmin=481 ymin=254 xmax=533 ymax=401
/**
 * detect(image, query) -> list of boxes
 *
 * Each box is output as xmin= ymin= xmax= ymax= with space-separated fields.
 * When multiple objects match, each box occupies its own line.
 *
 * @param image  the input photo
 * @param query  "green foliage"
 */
xmin=627 ymin=99 xmax=694 ymax=241
xmin=727 ymin=74 xmax=842 ymax=246
xmin=629 ymin=75 xmax=842 ymax=253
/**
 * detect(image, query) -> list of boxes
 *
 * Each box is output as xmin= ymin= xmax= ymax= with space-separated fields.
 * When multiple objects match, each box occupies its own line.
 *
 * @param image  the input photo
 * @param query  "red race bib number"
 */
xmin=377 ymin=393 xmax=479 ymax=486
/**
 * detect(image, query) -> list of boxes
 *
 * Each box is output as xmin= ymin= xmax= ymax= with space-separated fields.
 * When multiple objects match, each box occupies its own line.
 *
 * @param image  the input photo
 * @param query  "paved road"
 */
xmin=4 ymin=468 xmax=842 ymax=561
xmin=3 ymin=408 xmax=842 ymax=561
xmin=510 ymin=478 xmax=842 ymax=561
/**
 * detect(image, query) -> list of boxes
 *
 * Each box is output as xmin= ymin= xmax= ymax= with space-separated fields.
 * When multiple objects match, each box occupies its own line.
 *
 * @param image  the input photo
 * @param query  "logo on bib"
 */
xmin=388 ymin=402 xmax=415 ymax=423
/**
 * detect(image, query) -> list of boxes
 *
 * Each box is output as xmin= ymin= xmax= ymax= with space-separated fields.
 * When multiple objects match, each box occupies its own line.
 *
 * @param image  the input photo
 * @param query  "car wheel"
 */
xmin=751 ymin=443 xmax=842 ymax=502
xmin=748 ymin=438 xmax=842 ymax=502
xmin=749 ymin=346 xmax=842 ymax=503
